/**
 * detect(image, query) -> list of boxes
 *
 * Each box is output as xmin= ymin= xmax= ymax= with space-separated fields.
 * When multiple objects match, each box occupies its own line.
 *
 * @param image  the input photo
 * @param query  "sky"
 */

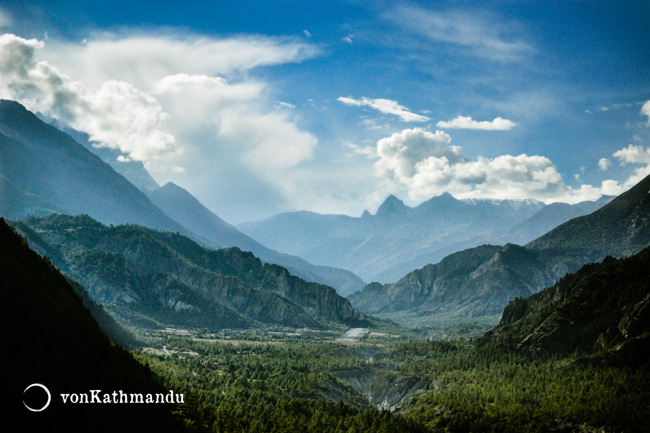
xmin=1 ymin=0 xmax=649 ymax=223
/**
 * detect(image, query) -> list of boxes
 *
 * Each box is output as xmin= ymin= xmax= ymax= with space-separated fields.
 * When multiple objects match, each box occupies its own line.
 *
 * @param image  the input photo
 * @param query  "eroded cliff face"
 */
xmin=487 ymin=246 xmax=650 ymax=361
xmin=332 ymin=366 xmax=432 ymax=411
xmin=316 ymin=346 xmax=435 ymax=412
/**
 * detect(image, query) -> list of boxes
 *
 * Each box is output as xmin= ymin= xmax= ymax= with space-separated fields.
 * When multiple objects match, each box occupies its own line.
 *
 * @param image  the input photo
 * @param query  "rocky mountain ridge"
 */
xmin=13 ymin=214 xmax=367 ymax=330
xmin=485 ymin=245 xmax=650 ymax=361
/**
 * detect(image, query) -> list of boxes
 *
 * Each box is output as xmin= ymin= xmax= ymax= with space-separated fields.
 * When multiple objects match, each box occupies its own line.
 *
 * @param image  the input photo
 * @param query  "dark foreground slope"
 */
xmin=486 ymin=245 xmax=650 ymax=359
xmin=13 ymin=214 xmax=367 ymax=329
xmin=350 ymin=174 xmax=650 ymax=321
xmin=0 ymin=219 xmax=182 ymax=432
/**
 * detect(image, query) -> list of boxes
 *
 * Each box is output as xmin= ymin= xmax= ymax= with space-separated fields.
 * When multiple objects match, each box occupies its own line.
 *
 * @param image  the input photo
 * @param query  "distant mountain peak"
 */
xmin=431 ymin=191 xmax=459 ymax=203
xmin=151 ymin=182 xmax=202 ymax=207
xmin=595 ymin=195 xmax=615 ymax=206
xmin=0 ymin=99 xmax=184 ymax=233
xmin=415 ymin=191 xmax=462 ymax=213
xmin=0 ymin=98 xmax=25 ymax=110
xmin=0 ymin=99 xmax=43 ymax=130
xmin=158 ymin=181 xmax=186 ymax=194
xmin=375 ymin=194 xmax=408 ymax=217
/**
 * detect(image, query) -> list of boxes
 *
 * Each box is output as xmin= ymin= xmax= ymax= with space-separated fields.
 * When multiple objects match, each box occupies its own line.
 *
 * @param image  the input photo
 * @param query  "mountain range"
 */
xmin=4 ymin=97 xmax=647 ymax=337
xmin=0 ymin=99 xmax=363 ymax=294
xmin=349 ymin=173 xmax=650 ymax=323
xmin=238 ymin=192 xmax=610 ymax=284
xmin=12 ymin=214 xmax=367 ymax=330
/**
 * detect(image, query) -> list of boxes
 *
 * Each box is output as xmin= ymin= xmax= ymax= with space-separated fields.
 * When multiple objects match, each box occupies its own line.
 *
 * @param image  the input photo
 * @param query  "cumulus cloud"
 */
xmin=386 ymin=6 xmax=533 ymax=62
xmin=642 ymin=100 xmax=650 ymax=126
xmin=589 ymin=107 xmax=650 ymax=196
xmin=373 ymin=128 xmax=575 ymax=202
xmin=0 ymin=32 xmax=320 ymax=221
xmin=600 ymin=180 xmax=625 ymax=196
xmin=613 ymin=144 xmax=650 ymax=165
xmin=436 ymin=115 xmax=516 ymax=130
xmin=0 ymin=33 xmax=177 ymax=162
xmin=588 ymin=143 xmax=650 ymax=199
xmin=338 ymin=96 xmax=430 ymax=122
xmin=598 ymin=158 xmax=611 ymax=171
xmin=152 ymin=73 xmax=316 ymax=171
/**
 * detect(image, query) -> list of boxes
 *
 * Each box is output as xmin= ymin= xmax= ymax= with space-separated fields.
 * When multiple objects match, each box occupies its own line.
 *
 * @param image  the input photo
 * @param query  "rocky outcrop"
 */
xmin=485 ymin=246 xmax=650 ymax=359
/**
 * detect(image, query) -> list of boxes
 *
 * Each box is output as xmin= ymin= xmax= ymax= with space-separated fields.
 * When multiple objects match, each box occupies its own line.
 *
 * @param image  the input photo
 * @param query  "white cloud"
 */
xmin=0 ymin=8 xmax=11 ymax=29
xmin=303 ymin=30 xmax=312 ymax=38
xmin=222 ymin=112 xmax=316 ymax=170
xmin=375 ymin=129 xmax=461 ymax=184
xmin=613 ymin=144 xmax=650 ymax=165
xmin=590 ymin=144 xmax=650 ymax=199
xmin=600 ymin=179 xmax=625 ymax=196
xmin=0 ymin=32 xmax=320 ymax=222
xmin=386 ymin=6 xmax=533 ymax=62
xmin=42 ymin=33 xmax=318 ymax=89
xmin=372 ymin=128 xmax=588 ymax=202
xmin=343 ymin=141 xmax=376 ymax=159
xmin=152 ymin=73 xmax=315 ymax=171
xmin=598 ymin=158 xmax=611 ymax=171
xmin=274 ymin=101 xmax=296 ymax=110
xmin=436 ymin=115 xmax=516 ymax=130
xmin=0 ymin=33 xmax=177 ymax=162
xmin=153 ymin=73 xmax=262 ymax=106
xmin=338 ymin=96 xmax=430 ymax=122
xmin=641 ymin=100 xmax=650 ymax=126
xmin=83 ymin=80 xmax=177 ymax=161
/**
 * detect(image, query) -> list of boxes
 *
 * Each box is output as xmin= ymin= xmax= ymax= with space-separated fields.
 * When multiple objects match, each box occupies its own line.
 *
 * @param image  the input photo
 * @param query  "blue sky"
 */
xmin=1 ymin=0 xmax=649 ymax=223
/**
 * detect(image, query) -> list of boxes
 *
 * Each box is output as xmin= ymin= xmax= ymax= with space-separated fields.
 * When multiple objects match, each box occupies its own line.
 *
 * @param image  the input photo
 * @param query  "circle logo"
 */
xmin=23 ymin=383 xmax=51 ymax=412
